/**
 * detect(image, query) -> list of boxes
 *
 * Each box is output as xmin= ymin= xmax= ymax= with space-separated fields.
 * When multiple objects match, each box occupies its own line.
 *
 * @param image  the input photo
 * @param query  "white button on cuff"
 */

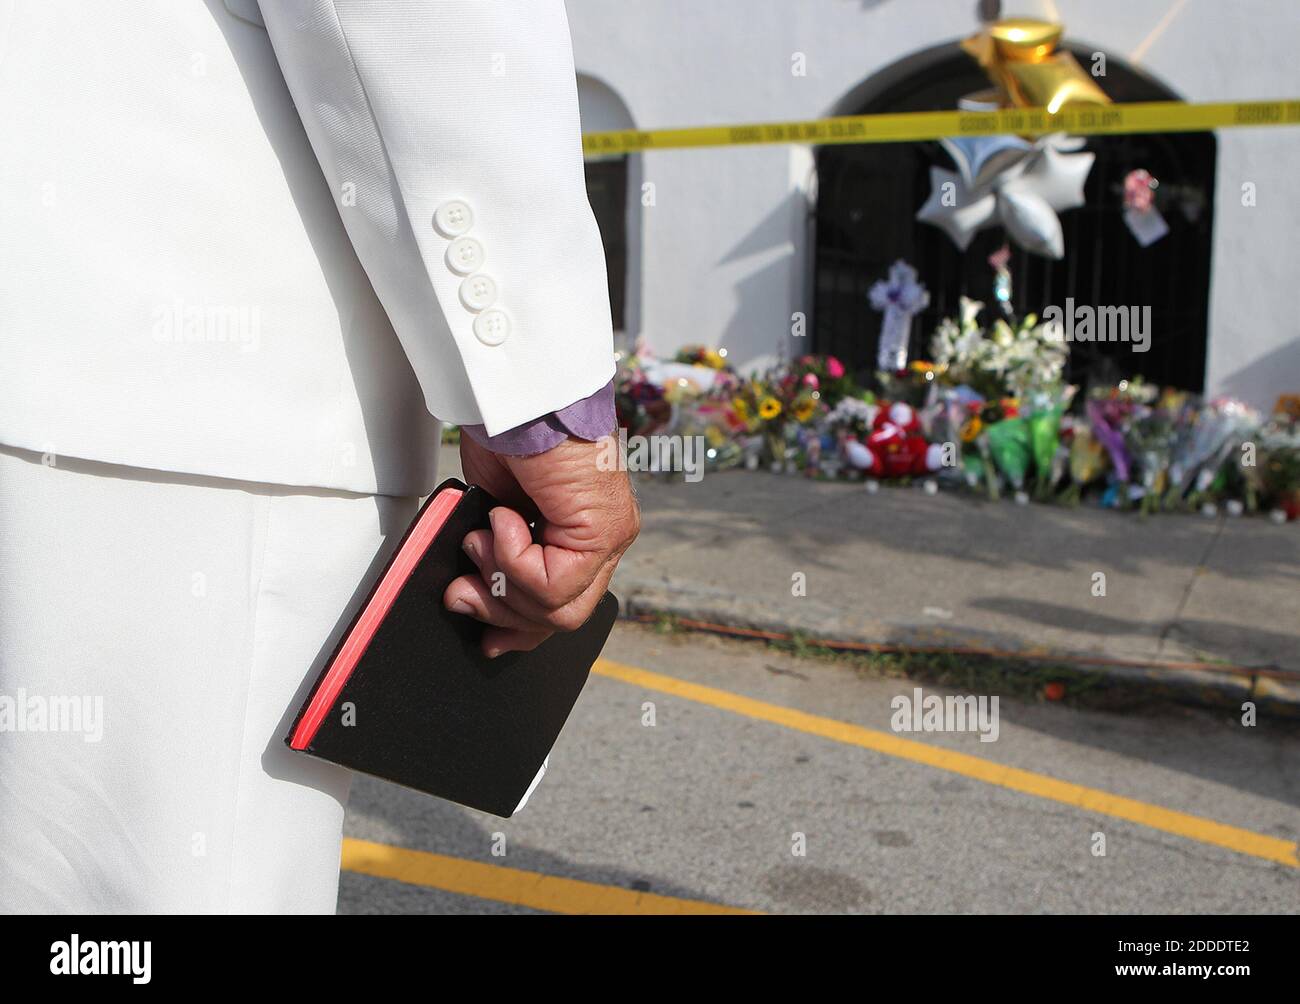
xmin=473 ymin=309 xmax=510 ymax=346
xmin=433 ymin=199 xmax=473 ymax=237
xmin=446 ymin=236 xmax=485 ymax=275
xmin=459 ymin=273 xmax=497 ymax=311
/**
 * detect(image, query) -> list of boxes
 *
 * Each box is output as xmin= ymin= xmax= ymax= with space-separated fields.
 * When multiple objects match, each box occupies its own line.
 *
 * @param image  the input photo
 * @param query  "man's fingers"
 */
xmin=480 ymin=626 xmax=552 ymax=658
xmin=463 ymin=522 xmax=617 ymax=633
xmin=541 ymin=559 xmax=618 ymax=633
xmin=443 ymin=572 xmax=552 ymax=657
xmin=486 ymin=506 xmax=602 ymax=610
xmin=443 ymin=572 xmax=540 ymax=634
xmin=464 ymin=531 xmax=602 ymax=629
xmin=460 ymin=528 xmax=495 ymax=570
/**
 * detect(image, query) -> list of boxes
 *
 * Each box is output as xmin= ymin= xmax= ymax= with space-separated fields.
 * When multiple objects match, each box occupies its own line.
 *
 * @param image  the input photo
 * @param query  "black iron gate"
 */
xmin=812 ymin=46 xmax=1216 ymax=393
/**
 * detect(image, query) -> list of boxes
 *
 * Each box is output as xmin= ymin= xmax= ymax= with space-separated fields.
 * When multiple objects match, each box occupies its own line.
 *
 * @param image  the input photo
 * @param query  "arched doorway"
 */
xmin=577 ymin=75 xmax=642 ymax=349
xmin=812 ymin=44 xmax=1216 ymax=392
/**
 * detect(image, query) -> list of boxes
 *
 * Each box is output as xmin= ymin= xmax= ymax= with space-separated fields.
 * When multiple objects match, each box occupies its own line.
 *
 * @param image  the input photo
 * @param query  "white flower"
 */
xmin=827 ymin=397 xmax=877 ymax=430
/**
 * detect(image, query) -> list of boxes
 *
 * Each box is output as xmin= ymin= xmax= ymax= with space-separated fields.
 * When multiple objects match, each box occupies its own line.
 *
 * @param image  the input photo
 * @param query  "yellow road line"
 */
xmin=341 ymin=838 xmax=757 ymax=915
xmin=583 ymin=98 xmax=1300 ymax=156
xmin=593 ymin=659 xmax=1299 ymax=869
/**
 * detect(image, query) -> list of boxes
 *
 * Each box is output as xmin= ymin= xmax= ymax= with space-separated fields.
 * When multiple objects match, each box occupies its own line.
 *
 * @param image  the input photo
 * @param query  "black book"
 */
xmin=285 ymin=478 xmax=617 ymax=817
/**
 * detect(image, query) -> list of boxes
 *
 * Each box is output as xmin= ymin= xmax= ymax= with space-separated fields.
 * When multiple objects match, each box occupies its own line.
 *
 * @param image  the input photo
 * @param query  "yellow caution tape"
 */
xmin=582 ymin=99 xmax=1300 ymax=157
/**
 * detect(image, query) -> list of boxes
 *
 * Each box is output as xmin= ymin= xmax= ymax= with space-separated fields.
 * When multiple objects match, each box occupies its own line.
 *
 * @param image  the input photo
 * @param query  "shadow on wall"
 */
xmin=717 ymin=190 xmax=810 ymax=374
xmin=1216 ymin=337 xmax=1300 ymax=414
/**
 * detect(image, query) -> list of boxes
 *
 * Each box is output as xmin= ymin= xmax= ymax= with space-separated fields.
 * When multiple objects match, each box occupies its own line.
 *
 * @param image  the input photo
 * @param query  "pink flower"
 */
xmin=1124 ymin=169 xmax=1156 ymax=213
xmin=826 ymin=356 xmax=845 ymax=379
xmin=802 ymin=373 xmax=820 ymax=390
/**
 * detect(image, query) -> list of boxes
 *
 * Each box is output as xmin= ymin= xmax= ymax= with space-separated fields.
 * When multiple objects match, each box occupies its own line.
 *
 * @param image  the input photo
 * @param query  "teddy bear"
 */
xmin=843 ymin=402 xmax=944 ymax=478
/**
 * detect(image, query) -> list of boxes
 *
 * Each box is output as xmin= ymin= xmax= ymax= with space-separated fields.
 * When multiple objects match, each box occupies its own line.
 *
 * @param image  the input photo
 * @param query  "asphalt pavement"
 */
xmin=610 ymin=467 xmax=1300 ymax=686
xmin=339 ymin=621 xmax=1300 ymax=914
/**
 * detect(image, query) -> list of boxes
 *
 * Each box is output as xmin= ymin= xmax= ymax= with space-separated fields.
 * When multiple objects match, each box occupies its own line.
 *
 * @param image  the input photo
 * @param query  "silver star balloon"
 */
xmin=915 ymin=136 xmax=1095 ymax=259
xmin=914 ymin=165 xmax=998 ymax=252
xmin=998 ymin=144 xmax=1094 ymax=258
xmin=1010 ymin=143 xmax=1093 ymax=213
xmin=940 ymin=134 xmax=1031 ymax=191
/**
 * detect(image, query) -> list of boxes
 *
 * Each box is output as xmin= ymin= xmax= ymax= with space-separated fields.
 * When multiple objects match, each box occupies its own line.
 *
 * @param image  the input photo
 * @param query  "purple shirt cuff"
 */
xmin=461 ymin=380 xmax=615 ymax=456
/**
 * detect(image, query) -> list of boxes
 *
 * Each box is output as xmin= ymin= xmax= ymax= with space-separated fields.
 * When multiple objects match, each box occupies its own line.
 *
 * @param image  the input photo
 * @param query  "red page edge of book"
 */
xmin=288 ymin=487 xmax=466 ymax=751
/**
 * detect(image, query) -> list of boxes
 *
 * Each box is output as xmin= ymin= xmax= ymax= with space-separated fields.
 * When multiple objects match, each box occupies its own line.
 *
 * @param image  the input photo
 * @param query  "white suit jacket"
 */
xmin=0 ymin=0 xmax=614 ymax=497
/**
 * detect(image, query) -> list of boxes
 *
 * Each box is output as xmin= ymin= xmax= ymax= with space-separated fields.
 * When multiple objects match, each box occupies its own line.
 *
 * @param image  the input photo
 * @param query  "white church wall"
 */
xmin=566 ymin=0 xmax=1300 ymax=408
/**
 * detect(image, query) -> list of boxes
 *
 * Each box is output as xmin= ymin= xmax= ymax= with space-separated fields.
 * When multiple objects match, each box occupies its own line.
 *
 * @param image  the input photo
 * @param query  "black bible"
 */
xmin=285 ymin=478 xmax=617 ymax=817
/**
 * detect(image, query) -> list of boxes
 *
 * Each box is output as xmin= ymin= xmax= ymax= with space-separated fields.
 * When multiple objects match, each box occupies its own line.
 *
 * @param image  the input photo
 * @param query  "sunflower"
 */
xmin=791 ymin=398 xmax=817 ymax=423
xmin=758 ymin=397 xmax=782 ymax=420
xmin=960 ymin=416 xmax=983 ymax=443
xmin=732 ymin=397 xmax=750 ymax=421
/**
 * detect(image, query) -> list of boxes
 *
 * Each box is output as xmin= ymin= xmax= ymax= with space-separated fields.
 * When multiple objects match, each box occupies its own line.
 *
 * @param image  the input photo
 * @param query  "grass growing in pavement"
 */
xmin=644 ymin=613 xmax=1189 ymax=714
xmin=776 ymin=634 xmax=1125 ymax=709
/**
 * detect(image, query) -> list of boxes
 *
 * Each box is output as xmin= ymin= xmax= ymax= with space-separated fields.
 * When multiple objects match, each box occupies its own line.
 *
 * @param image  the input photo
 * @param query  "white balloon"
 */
xmin=916 ymin=137 xmax=1094 ymax=260
xmin=1014 ymin=145 xmax=1094 ymax=212
xmin=941 ymin=134 xmax=1031 ymax=191
xmin=998 ymin=187 xmax=1065 ymax=259
xmin=1037 ymin=132 xmax=1088 ymax=153
xmin=914 ymin=166 xmax=997 ymax=252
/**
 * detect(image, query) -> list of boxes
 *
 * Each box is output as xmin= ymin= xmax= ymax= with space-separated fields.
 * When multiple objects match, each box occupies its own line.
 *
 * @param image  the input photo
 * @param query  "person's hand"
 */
xmin=444 ymin=433 xmax=639 ymax=656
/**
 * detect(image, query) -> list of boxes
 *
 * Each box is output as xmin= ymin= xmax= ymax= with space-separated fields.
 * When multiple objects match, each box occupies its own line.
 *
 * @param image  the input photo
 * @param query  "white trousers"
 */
xmin=0 ymin=445 xmax=419 ymax=913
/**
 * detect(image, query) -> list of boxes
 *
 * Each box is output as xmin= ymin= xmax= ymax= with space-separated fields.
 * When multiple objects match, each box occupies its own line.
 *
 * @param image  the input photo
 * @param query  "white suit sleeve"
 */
xmin=259 ymin=0 xmax=615 ymax=435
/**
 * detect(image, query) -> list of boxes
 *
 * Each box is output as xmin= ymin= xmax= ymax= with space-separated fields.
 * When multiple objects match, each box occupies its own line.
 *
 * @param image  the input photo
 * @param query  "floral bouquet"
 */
xmin=675 ymin=398 xmax=747 ymax=473
xmin=1085 ymin=378 xmax=1157 ymax=508
xmin=956 ymin=397 xmax=990 ymax=491
xmin=1023 ymin=384 xmax=1077 ymax=501
xmin=1239 ymin=413 xmax=1300 ymax=518
xmin=920 ymin=387 xmax=978 ymax=487
xmin=965 ymin=396 xmax=1027 ymax=499
xmin=929 ymin=297 xmax=1068 ymax=402
xmin=1058 ymin=423 xmax=1109 ymax=505
xmin=673 ymin=345 xmax=731 ymax=370
xmin=730 ymin=369 xmax=821 ymax=468
xmin=614 ymin=348 xmax=671 ymax=438
xmin=982 ymin=416 xmax=1032 ymax=499
xmin=1125 ymin=388 xmax=1188 ymax=516
xmin=825 ymin=394 xmax=879 ymax=440
xmin=877 ymin=360 xmax=941 ymax=408
xmin=789 ymin=354 xmax=855 ymax=408
xmin=1163 ymin=396 xmax=1259 ymax=509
